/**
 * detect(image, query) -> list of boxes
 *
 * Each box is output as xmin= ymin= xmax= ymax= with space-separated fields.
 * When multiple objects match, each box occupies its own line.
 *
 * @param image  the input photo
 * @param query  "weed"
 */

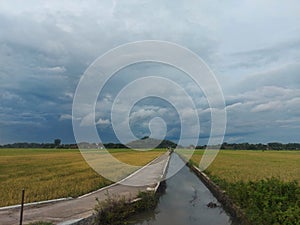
xmin=216 ymin=178 xmax=300 ymax=225
xmin=93 ymin=191 xmax=159 ymax=225
xmin=26 ymin=221 xmax=54 ymax=225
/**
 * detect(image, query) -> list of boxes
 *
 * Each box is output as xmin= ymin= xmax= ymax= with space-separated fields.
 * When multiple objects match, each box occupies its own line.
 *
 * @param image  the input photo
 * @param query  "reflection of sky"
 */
xmin=0 ymin=0 xmax=300 ymax=144
xmin=129 ymin=154 xmax=231 ymax=225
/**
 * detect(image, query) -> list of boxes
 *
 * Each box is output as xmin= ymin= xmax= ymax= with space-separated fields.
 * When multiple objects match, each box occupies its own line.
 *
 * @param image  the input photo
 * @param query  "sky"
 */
xmin=0 ymin=0 xmax=300 ymax=145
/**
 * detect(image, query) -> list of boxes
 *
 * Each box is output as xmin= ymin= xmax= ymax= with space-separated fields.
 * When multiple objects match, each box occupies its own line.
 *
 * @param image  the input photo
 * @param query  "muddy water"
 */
xmin=128 ymin=153 xmax=232 ymax=225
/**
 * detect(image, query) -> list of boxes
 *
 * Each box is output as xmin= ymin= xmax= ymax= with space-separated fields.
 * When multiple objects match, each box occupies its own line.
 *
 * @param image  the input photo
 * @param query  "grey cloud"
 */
xmin=224 ymin=85 xmax=300 ymax=142
xmin=0 ymin=0 xmax=299 ymax=144
xmin=229 ymin=39 xmax=300 ymax=68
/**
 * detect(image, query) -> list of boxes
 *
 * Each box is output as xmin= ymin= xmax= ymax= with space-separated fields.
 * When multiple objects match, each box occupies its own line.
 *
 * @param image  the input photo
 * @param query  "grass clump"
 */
xmin=93 ymin=191 xmax=158 ymax=225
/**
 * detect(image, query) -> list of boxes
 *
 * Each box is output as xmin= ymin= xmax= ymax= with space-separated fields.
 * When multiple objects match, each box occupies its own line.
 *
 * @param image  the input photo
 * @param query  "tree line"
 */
xmin=195 ymin=142 xmax=300 ymax=150
xmin=0 ymin=139 xmax=127 ymax=149
xmin=0 ymin=140 xmax=299 ymax=150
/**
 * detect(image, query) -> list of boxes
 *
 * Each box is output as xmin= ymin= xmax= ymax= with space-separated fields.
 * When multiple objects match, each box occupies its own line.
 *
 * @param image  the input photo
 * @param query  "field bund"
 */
xmin=0 ymin=152 xmax=171 ymax=225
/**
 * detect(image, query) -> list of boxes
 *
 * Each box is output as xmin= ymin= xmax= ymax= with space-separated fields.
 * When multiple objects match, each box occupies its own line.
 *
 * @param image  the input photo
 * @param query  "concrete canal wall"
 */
xmin=177 ymin=153 xmax=251 ymax=225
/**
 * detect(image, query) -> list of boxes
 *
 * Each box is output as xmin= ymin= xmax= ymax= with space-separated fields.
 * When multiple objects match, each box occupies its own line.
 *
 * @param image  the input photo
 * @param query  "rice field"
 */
xmin=181 ymin=150 xmax=300 ymax=183
xmin=180 ymin=150 xmax=300 ymax=225
xmin=2 ymin=148 xmax=299 ymax=209
xmin=0 ymin=148 xmax=164 ymax=207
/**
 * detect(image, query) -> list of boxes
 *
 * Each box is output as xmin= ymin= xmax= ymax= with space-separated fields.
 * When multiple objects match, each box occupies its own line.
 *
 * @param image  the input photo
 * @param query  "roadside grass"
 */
xmin=26 ymin=222 xmax=54 ymax=225
xmin=179 ymin=149 xmax=300 ymax=225
xmin=0 ymin=148 xmax=164 ymax=207
xmin=215 ymin=177 xmax=300 ymax=225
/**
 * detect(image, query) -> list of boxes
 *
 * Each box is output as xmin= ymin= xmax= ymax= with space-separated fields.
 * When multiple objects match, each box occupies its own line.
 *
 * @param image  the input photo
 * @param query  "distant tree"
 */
xmin=268 ymin=142 xmax=283 ymax=150
xmin=54 ymin=139 xmax=61 ymax=147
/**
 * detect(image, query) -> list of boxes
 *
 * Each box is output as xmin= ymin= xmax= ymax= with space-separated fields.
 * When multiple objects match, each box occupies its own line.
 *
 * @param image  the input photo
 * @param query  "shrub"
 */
xmin=212 ymin=177 xmax=300 ymax=225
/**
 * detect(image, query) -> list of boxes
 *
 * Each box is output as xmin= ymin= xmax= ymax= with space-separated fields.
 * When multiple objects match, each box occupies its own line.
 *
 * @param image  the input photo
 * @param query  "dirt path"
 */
xmin=0 ymin=152 xmax=170 ymax=225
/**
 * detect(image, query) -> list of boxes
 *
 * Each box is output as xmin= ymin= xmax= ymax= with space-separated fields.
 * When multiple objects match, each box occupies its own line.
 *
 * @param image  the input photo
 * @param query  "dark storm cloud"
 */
xmin=0 ymin=0 xmax=299 ymax=144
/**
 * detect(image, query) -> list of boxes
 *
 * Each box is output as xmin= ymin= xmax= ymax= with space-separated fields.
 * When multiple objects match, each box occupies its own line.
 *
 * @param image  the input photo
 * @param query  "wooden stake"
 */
xmin=20 ymin=189 xmax=25 ymax=225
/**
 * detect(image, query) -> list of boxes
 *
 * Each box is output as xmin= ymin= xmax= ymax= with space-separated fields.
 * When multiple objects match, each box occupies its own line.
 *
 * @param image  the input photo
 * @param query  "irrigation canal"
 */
xmin=128 ymin=153 xmax=233 ymax=225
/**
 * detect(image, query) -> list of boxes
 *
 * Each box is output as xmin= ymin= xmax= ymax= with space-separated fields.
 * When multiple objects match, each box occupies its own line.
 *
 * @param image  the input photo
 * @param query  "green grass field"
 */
xmin=0 ymin=148 xmax=164 ymax=207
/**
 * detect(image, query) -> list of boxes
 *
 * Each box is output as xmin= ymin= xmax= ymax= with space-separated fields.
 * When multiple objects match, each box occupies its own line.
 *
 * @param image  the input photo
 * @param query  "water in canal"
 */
xmin=128 ymin=153 xmax=233 ymax=225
